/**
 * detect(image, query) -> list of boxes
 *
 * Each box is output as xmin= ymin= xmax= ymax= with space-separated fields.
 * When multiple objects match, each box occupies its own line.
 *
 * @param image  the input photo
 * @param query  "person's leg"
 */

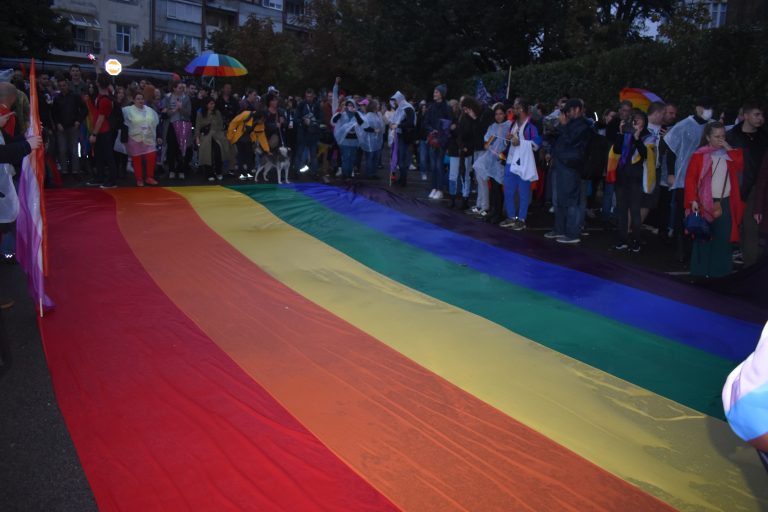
xmin=614 ymin=180 xmax=630 ymax=244
xmin=145 ymin=152 xmax=157 ymax=181
xmin=518 ymin=179 xmax=532 ymax=222
xmin=504 ymin=173 xmax=519 ymax=219
xmin=397 ymin=142 xmax=409 ymax=185
xmin=601 ymin=180 xmax=615 ymax=222
xmin=559 ymin=169 xmax=581 ymax=239
xmin=294 ymin=135 xmax=306 ymax=172
xmin=56 ymin=129 xmax=69 ymax=173
xmin=575 ymin=179 xmax=588 ymax=232
xmin=307 ymin=141 xmax=319 ymax=176
xmin=476 ymin=177 xmax=489 ymax=210
xmin=628 ymin=177 xmax=643 ymax=246
xmin=341 ymin=146 xmax=355 ymax=178
xmin=166 ymin=128 xmax=179 ymax=178
xmin=132 ymin=155 xmax=144 ymax=183
xmin=212 ymin=141 xmax=223 ymax=179
xmin=363 ymin=150 xmax=373 ymax=177
xmin=98 ymin=133 xmax=117 ymax=186
xmin=448 ymin=157 xmax=459 ymax=195
xmin=655 ymin=186 xmax=671 ymax=237
xmin=68 ymin=126 xmax=81 ymax=174
xmin=461 ymin=156 xmax=472 ymax=198
xmin=419 ymin=141 xmax=429 ymax=179
xmin=742 ymin=190 xmax=759 ymax=267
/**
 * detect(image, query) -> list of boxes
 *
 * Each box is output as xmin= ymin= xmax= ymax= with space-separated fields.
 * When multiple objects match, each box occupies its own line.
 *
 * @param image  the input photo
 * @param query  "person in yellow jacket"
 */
xmin=227 ymin=110 xmax=269 ymax=180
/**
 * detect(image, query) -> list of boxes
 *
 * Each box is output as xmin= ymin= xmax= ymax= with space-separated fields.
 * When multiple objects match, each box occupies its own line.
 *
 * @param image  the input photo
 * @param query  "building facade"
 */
xmin=51 ymin=0 xmax=153 ymax=65
xmin=50 ymin=0 xmax=301 ymax=67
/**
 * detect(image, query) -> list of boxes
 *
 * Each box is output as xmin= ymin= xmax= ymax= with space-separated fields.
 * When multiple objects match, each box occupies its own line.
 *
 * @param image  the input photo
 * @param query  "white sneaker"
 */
xmin=238 ymin=174 xmax=248 ymax=181
xmin=433 ymin=190 xmax=443 ymax=199
xmin=421 ymin=172 xmax=427 ymax=181
xmin=336 ymin=168 xmax=342 ymax=177
xmin=208 ymin=176 xmax=215 ymax=182
xmin=246 ymin=173 xmax=254 ymax=180
xmin=428 ymin=189 xmax=437 ymax=199
xmin=169 ymin=172 xmax=176 ymax=179
xmin=179 ymin=172 xmax=186 ymax=180
xmin=409 ymin=164 xmax=417 ymax=171
xmin=216 ymin=174 xmax=223 ymax=181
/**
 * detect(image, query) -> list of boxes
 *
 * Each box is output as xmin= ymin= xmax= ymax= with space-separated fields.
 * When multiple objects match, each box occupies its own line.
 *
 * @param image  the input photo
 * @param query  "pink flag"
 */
xmin=15 ymin=59 xmax=53 ymax=314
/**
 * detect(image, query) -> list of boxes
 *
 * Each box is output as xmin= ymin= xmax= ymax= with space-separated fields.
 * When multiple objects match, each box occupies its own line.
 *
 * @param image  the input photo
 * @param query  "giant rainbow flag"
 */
xmin=40 ymin=183 xmax=767 ymax=511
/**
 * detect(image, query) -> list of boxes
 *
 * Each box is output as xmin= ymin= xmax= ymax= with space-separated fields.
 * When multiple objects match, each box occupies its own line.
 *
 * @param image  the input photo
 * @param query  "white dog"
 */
xmin=254 ymin=146 xmax=292 ymax=184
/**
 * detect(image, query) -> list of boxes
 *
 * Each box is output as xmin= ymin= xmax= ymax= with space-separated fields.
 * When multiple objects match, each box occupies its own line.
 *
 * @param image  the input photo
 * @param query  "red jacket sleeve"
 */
xmin=755 ymin=152 xmax=768 ymax=214
xmin=684 ymin=152 xmax=702 ymax=209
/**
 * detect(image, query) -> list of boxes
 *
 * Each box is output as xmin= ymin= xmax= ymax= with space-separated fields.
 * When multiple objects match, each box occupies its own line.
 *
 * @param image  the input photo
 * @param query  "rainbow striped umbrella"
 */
xmin=619 ymin=87 xmax=664 ymax=112
xmin=184 ymin=52 xmax=248 ymax=77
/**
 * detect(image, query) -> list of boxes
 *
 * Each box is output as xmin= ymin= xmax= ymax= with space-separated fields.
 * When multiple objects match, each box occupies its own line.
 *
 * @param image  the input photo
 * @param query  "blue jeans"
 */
xmin=448 ymin=156 xmax=472 ymax=197
xmin=504 ymin=172 xmax=532 ymax=220
xmin=340 ymin=145 xmax=357 ymax=178
xmin=418 ymin=141 xmax=429 ymax=175
xmin=576 ymin=179 xmax=590 ymax=231
xmin=602 ymin=181 xmax=615 ymax=221
xmin=364 ymin=150 xmax=380 ymax=177
xmin=295 ymin=136 xmax=319 ymax=176
xmin=429 ymin=146 xmax=446 ymax=191
xmin=553 ymin=167 xmax=582 ymax=239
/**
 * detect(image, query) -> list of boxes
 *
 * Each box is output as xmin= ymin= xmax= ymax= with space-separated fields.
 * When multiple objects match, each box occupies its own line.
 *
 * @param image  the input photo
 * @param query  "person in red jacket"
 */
xmin=684 ymin=122 xmax=744 ymax=278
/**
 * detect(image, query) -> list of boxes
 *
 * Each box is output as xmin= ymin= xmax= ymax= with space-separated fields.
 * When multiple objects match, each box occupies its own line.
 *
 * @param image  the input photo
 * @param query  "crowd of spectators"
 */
xmin=1 ymin=64 xmax=767 ymax=280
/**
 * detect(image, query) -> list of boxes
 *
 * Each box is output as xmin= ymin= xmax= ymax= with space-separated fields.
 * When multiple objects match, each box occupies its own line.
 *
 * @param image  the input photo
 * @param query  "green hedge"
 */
xmin=471 ymin=27 xmax=768 ymax=119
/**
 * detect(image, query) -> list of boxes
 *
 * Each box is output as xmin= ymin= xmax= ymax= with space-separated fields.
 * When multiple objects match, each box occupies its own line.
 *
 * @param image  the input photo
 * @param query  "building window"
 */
xmin=263 ymin=0 xmax=283 ymax=10
xmin=115 ymin=24 xmax=131 ymax=53
xmin=166 ymin=1 xmax=203 ymax=23
xmin=162 ymin=32 xmax=201 ymax=53
xmin=711 ymin=2 xmax=727 ymax=27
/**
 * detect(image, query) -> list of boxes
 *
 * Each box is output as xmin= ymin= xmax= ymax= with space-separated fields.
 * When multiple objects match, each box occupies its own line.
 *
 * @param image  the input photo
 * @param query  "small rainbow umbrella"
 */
xmin=184 ymin=52 xmax=248 ymax=77
xmin=619 ymin=87 xmax=664 ymax=113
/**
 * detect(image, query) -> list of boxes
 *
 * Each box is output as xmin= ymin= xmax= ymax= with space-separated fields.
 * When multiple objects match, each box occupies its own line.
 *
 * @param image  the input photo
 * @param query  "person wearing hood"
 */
xmin=332 ymin=99 xmax=365 ymax=180
xmin=357 ymin=99 xmax=384 ymax=178
xmin=663 ymin=97 xmax=715 ymax=262
xmin=388 ymin=91 xmax=416 ymax=186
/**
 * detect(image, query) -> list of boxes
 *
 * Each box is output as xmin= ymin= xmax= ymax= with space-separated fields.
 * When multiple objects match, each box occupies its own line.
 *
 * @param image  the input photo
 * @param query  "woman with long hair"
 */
xmin=160 ymin=80 xmax=192 ymax=180
xmin=122 ymin=91 xmax=160 ymax=186
xmin=610 ymin=109 xmax=655 ymax=253
xmin=684 ymin=122 xmax=744 ymax=277
xmin=196 ymin=97 xmax=228 ymax=182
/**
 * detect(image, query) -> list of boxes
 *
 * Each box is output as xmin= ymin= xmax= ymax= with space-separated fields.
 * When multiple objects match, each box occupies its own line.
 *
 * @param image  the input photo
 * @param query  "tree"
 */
xmin=131 ymin=39 xmax=198 ymax=75
xmin=208 ymin=16 xmax=304 ymax=93
xmin=0 ymin=0 xmax=74 ymax=58
xmin=656 ymin=2 xmax=712 ymax=41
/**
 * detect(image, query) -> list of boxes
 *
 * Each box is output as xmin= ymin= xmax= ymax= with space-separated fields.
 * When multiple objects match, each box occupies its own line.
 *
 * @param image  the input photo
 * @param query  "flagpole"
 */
xmin=39 ymin=298 xmax=43 ymax=318
xmin=506 ymin=65 xmax=512 ymax=101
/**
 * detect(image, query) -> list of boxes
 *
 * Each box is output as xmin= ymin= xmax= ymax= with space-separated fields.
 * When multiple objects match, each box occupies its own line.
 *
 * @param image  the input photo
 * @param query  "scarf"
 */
xmin=693 ymin=145 xmax=730 ymax=222
xmin=618 ymin=133 xmax=633 ymax=168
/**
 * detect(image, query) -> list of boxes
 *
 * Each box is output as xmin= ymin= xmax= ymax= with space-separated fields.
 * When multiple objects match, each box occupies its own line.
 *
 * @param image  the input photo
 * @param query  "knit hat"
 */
xmin=435 ymin=84 xmax=447 ymax=99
